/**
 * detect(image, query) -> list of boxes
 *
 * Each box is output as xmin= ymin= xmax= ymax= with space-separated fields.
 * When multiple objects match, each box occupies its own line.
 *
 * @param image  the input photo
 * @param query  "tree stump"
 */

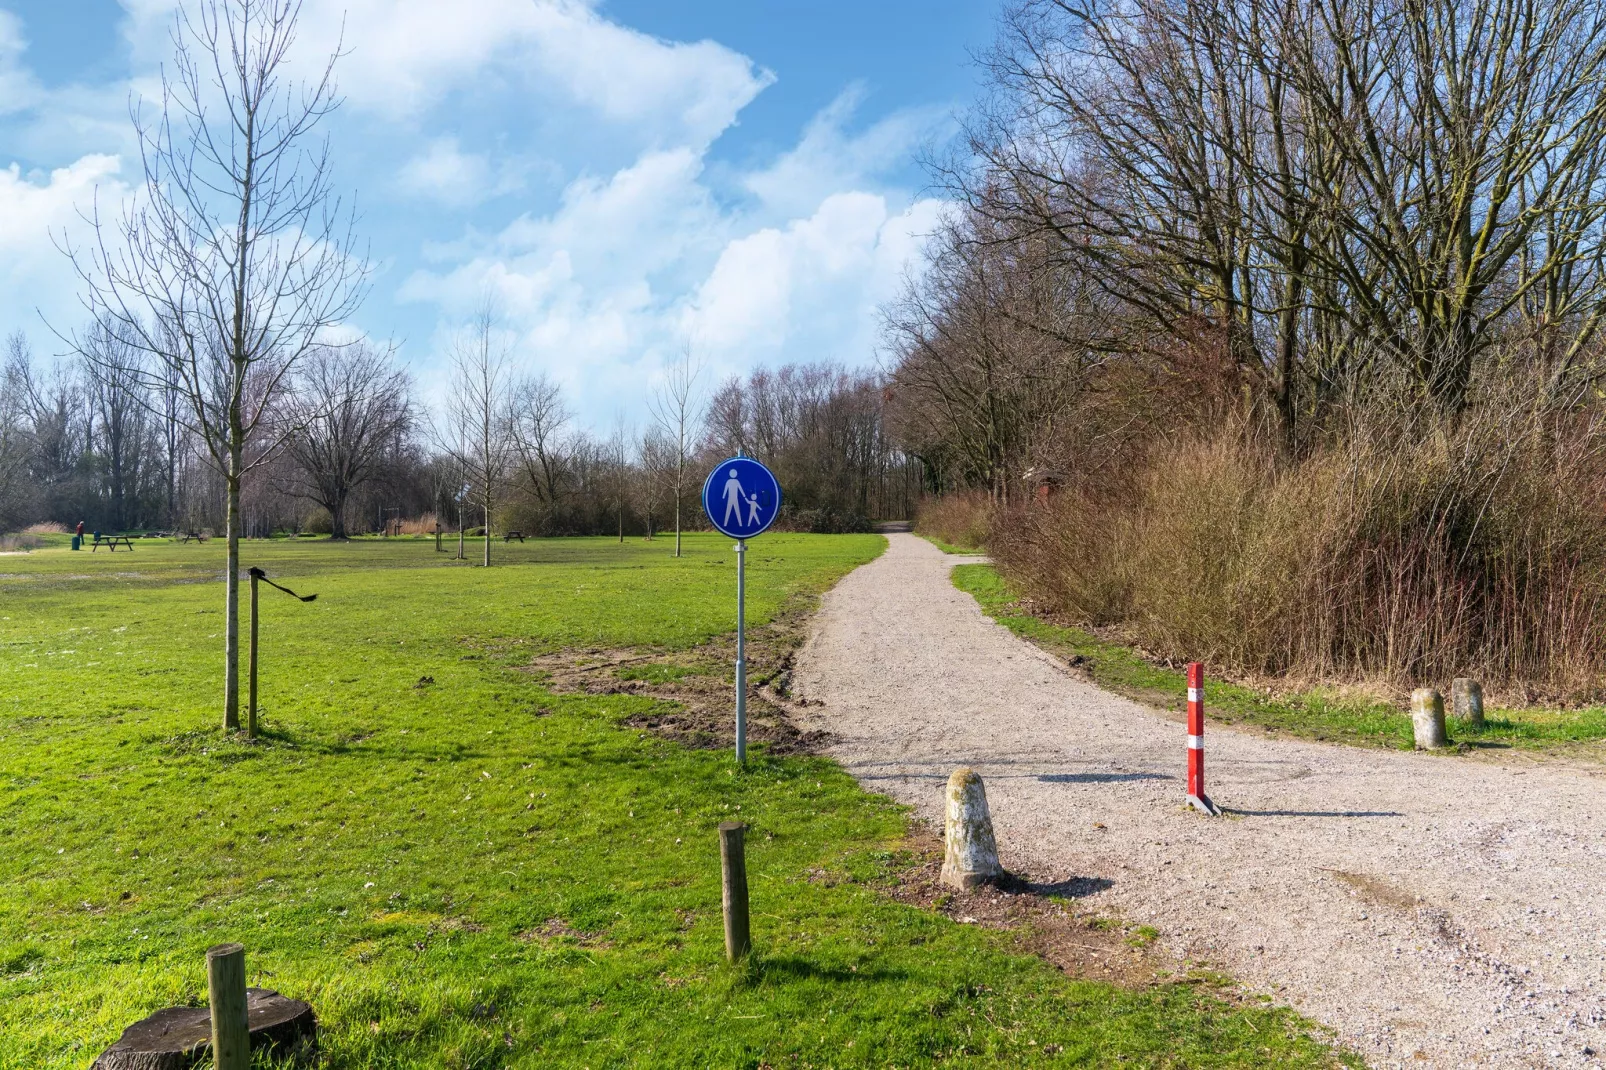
xmin=1411 ymin=688 xmax=1448 ymax=749
xmin=940 ymin=767 xmax=1005 ymax=889
xmin=92 ymin=989 xmax=316 ymax=1070
xmin=1451 ymin=678 xmax=1485 ymax=729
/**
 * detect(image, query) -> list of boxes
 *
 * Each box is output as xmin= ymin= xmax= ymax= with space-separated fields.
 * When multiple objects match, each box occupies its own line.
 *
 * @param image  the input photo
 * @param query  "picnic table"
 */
xmin=92 ymin=534 xmax=136 ymax=552
xmin=180 ymin=531 xmax=207 ymax=543
xmin=502 ymin=530 xmax=525 ymax=543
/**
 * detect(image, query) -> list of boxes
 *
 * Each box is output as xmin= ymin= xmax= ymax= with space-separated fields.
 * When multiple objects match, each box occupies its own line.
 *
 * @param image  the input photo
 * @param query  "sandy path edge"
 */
xmin=793 ymin=533 xmax=1606 ymax=1070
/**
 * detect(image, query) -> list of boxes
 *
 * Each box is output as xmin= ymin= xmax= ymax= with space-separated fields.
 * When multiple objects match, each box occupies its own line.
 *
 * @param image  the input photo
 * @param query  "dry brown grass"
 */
xmin=991 ymin=407 xmax=1606 ymax=702
xmin=913 ymin=491 xmax=994 ymax=550
xmin=23 ymin=522 xmax=66 ymax=535
xmin=395 ymin=513 xmax=439 ymax=536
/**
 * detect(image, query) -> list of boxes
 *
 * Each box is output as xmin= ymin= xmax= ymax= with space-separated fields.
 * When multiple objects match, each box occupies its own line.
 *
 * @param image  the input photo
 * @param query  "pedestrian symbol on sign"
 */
xmin=703 ymin=457 xmax=780 ymax=540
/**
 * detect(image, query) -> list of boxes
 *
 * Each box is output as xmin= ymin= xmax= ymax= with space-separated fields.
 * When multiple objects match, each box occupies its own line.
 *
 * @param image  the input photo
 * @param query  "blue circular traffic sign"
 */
xmin=702 ymin=457 xmax=782 ymax=539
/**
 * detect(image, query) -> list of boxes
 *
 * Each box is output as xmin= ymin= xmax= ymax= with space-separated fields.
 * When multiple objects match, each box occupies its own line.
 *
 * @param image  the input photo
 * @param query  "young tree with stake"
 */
xmin=65 ymin=0 xmax=368 ymax=732
xmin=648 ymin=345 xmax=703 ymax=557
xmin=439 ymin=304 xmax=512 ymax=567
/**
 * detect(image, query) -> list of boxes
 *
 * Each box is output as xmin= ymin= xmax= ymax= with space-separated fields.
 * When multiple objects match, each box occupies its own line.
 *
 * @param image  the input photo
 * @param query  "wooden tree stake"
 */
xmin=206 ymin=942 xmax=250 ymax=1070
xmin=719 ymin=822 xmax=751 ymax=962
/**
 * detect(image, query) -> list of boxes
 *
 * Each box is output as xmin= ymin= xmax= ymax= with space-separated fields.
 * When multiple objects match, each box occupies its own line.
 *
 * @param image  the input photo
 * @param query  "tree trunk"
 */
xmin=328 ymin=491 xmax=347 ymax=540
xmin=482 ymin=496 xmax=491 ymax=567
xmin=674 ymin=492 xmax=682 ymax=558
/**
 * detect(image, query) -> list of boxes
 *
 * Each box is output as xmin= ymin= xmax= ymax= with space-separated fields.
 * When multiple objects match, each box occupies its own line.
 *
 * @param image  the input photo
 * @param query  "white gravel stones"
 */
xmin=794 ymin=533 xmax=1606 ymax=1070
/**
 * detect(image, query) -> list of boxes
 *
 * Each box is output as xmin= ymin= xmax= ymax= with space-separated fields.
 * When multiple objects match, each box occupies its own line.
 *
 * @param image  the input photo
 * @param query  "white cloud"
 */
xmin=34 ymin=2 xmax=951 ymax=426
xmin=122 ymin=0 xmax=773 ymax=148
xmin=688 ymin=192 xmax=945 ymax=371
xmin=0 ymin=154 xmax=128 ymax=339
xmin=396 ymin=138 xmax=524 ymax=207
xmin=743 ymin=86 xmax=949 ymax=218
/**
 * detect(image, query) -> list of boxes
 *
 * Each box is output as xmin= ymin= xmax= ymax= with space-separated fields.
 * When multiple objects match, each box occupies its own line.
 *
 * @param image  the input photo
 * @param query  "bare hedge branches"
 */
xmin=954 ymin=0 xmax=1606 ymax=439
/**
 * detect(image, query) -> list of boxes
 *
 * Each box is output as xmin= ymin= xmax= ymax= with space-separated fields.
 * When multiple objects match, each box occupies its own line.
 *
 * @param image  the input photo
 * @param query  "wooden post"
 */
xmin=206 ymin=942 xmax=250 ymax=1070
xmin=435 ymin=525 xmax=441 ymax=553
xmin=718 ymin=822 xmax=751 ymax=962
xmin=247 ymin=569 xmax=260 ymax=739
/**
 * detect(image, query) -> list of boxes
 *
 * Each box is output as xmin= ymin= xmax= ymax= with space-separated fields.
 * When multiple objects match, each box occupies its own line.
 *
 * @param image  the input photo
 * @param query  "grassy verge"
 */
xmin=954 ymin=564 xmax=1606 ymax=753
xmin=3 ymin=535 xmax=1350 ymax=1067
xmin=919 ymin=534 xmax=979 ymax=555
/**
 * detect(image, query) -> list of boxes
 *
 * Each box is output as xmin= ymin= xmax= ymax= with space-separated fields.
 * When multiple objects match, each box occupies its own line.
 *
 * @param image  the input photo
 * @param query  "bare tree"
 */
xmin=637 ymin=427 xmax=675 ymax=539
xmin=508 ymin=370 xmax=572 ymax=517
xmin=82 ymin=323 xmax=153 ymax=532
xmin=439 ymin=303 xmax=513 ymax=566
xmin=649 ymin=345 xmax=703 ymax=556
xmin=609 ymin=414 xmax=630 ymax=544
xmin=0 ymin=335 xmax=32 ymax=530
xmin=278 ymin=343 xmax=412 ymax=538
xmin=64 ymin=0 xmax=367 ymax=730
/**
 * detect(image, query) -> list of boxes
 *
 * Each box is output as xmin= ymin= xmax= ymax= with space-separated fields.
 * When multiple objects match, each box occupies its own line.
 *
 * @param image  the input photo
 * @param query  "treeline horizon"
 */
xmin=0 ymin=329 xmax=923 ymax=539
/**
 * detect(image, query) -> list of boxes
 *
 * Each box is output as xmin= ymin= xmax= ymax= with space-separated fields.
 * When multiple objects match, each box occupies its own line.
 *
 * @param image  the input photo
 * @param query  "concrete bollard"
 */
xmin=1451 ymin=678 xmax=1484 ymax=729
xmin=1411 ymin=688 xmax=1448 ymax=749
xmin=940 ymin=768 xmax=1004 ymax=889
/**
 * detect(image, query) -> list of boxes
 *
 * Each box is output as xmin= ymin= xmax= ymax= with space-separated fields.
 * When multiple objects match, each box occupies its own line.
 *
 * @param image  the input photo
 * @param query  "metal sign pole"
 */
xmin=702 ymin=456 xmax=778 ymax=769
xmin=735 ymin=538 xmax=747 ymax=765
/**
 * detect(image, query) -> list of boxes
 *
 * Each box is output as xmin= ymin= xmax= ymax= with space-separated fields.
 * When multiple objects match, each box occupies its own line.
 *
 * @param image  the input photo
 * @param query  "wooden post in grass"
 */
xmin=247 ymin=568 xmax=261 ymax=738
xmin=435 ymin=524 xmax=441 ymax=553
xmin=206 ymin=943 xmax=250 ymax=1070
xmin=718 ymin=822 xmax=751 ymax=962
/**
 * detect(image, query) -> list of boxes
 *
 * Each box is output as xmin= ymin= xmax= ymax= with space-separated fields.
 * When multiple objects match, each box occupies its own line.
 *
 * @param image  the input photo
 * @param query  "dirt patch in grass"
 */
xmin=516 ymin=917 xmax=608 ymax=947
xmin=524 ymin=593 xmax=831 ymax=756
xmin=876 ymin=824 xmax=1176 ymax=990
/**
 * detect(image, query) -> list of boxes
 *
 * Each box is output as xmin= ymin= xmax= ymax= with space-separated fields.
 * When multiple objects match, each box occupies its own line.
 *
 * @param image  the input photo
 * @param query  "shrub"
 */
xmin=992 ymin=409 xmax=1606 ymax=701
xmin=397 ymin=513 xmax=439 ymax=535
xmin=914 ymin=492 xmax=993 ymax=550
xmin=23 ymin=522 xmax=66 ymax=535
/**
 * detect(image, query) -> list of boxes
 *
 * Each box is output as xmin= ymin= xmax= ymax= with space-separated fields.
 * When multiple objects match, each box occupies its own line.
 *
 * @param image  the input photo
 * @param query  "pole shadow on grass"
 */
xmin=747 ymin=955 xmax=910 ymax=984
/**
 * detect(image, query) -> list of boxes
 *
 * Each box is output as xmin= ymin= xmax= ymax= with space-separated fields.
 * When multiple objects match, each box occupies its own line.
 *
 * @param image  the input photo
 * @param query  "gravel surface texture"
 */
xmin=792 ymin=534 xmax=1606 ymax=1069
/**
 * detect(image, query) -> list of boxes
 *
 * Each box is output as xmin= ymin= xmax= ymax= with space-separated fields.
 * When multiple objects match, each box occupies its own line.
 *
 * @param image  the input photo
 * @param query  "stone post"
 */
xmin=1451 ymin=678 xmax=1484 ymax=729
xmin=1411 ymin=688 xmax=1448 ymax=749
xmin=940 ymin=768 xmax=1004 ymax=889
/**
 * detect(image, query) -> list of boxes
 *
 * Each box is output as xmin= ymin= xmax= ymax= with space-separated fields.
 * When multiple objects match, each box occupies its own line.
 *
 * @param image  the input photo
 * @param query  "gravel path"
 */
xmin=793 ymin=533 xmax=1606 ymax=1069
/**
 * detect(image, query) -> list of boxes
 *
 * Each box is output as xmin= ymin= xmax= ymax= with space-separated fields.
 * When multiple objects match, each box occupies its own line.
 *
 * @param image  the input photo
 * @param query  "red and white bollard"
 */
xmin=1186 ymin=662 xmax=1221 ymax=815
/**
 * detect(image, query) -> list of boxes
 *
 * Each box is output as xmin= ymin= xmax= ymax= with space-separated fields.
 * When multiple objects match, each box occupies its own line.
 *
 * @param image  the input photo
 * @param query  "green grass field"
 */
xmin=954 ymin=564 xmax=1606 ymax=753
xmin=1 ymin=534 xmax=1351 ymax=1068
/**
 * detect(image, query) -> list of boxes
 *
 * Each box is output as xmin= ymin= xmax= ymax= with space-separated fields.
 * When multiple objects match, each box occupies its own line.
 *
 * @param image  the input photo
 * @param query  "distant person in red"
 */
xmin=75 ymin=521 xmax=84 ymax=539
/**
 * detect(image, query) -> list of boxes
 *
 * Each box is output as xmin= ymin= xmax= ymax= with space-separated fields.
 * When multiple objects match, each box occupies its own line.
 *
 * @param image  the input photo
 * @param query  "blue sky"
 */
xmin=0 ymin=0 xmax=994 ymax=425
